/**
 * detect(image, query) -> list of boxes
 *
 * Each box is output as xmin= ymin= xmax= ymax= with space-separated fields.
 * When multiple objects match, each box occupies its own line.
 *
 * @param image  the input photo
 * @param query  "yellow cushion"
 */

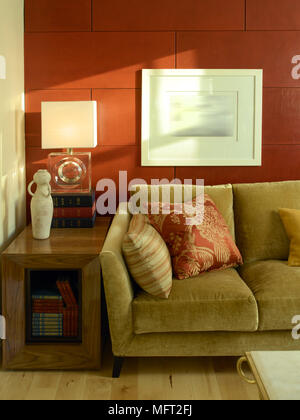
xmin=233 ymin=181 xmax=300 ymax=263
xmin=133 ymin=268 xmax=258 ymax=334
xmin=279 ymin=208 xmax=300 ymax=266
xmin=122 ymin=214 xmax=172 ymax=299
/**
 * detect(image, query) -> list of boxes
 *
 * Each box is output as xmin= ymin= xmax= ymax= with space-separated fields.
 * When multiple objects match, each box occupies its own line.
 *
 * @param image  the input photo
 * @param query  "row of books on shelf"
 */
xmin=31 ymin=279 xmax=79 ymax=338
xmin=32 ymin=310 xmax=78 ymax=337
xmin=51 ymin=190 xmax=96 ymax=228
xmin=32 ymin=313 xmax=63 ymax=337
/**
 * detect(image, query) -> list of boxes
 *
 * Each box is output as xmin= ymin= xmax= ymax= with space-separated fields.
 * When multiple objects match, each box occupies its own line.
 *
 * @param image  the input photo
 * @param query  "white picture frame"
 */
xmin=141 ymin=69 xmax=263 ymax=167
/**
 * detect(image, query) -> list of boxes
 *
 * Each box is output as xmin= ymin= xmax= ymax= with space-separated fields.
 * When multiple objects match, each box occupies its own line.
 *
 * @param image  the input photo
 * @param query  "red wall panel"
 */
xmin=247 ymin=0 xmax=300 ymax=31
xmin=24 ymin=0 xmax=300 ymax=217
xmin=90 ymin=146 xmax=175 ymax=188
xmin=263 ymin=88 xmax=300 ymax=145
xmin=25 ymin=89 xmax=92 ymax=146
xmin=25 ymin=32 xmax=175 ymax=90
xmin=92 ymin=89 xmax=140 ymax=146
xmin=177 ymin=31 xmax=300 ymax=88
xmin=93 ymin=0 xmax=245 ymax=31
xmin=25 ymin=0 xmax=91 ymax=32
xmin=176 ymin=146 xmax=300 ymax=185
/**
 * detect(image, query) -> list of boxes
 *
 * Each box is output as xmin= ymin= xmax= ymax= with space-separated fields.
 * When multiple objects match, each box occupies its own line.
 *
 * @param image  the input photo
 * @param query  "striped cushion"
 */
xmin=122 ymin=214 xmax=172 ymax=299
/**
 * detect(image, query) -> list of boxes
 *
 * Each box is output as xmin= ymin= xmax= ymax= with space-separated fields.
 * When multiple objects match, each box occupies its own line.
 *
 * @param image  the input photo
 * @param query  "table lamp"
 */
xmin=42 ymin=101 xmax=97 ymax=193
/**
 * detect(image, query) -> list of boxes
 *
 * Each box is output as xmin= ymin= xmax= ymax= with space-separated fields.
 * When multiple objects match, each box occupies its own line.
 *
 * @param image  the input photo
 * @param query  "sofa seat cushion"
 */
xmin=239 ymin=260 xmax=300 ymax=331
xmin=132 ymin=268 xmax=258 ymax=334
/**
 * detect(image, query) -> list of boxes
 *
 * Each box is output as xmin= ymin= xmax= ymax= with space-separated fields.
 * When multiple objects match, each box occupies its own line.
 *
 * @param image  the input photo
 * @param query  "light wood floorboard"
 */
xmin=0 ymin=344 xmax=259 ymax=400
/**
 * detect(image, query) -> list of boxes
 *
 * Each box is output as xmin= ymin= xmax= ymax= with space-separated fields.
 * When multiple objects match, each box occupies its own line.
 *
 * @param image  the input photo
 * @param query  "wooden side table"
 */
xmin=1 ymin=217 xmax=111 ymax=370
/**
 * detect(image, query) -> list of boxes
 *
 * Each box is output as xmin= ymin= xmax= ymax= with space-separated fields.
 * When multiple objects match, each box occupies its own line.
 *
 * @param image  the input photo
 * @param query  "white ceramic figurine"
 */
xmin=28 ymin=170 xmax=53 ymax=240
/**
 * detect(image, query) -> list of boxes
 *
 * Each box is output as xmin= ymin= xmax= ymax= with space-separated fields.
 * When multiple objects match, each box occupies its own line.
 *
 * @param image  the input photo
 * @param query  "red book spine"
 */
xmin=61 ymin=282 xmax=69 ymax=306
xmin=56 ymin=280 xmax=73 ymax=306
xmin=53 ymin=202 xmax=96 ymax=219
xmin=65 ymin=310 xmax=70 ymax=337
xmin=32 ymin=299 xmax=63 ymax=305
xmin=65 ymin=281 xmax=75 ymax=307
xmin=32 ymin=306 xmax=63 ymax=310
xmin=71 ymin=308 xmax=73 ymax=336
xmin=66 ymin=309 xmax=69 ymax=337
xmin=62 ymin=307 xmax=79 ymax=336
xmin=71 ymin=308 xmax=78 ymax=337
xmin=69 ymin=309 xmax=72 ymax=336
xmin=64 ymin=281 xmax=77 ymax=306
xmin=63 ymin=308 xmax=69 ymax=337
xmin=74 ymin=308 xmax=78 ymax=336
xmin=33 ymin=308 xmax=64 ymax=314
xmin=56 ymin=281 xmax=67 ymax=305
xmin=32 ymin=309 xmax=63 ymax=313
xmin=32 ymin=307 xmax=63 ymax=311
xmin=63 ymin=309 xmax=66 ymax=337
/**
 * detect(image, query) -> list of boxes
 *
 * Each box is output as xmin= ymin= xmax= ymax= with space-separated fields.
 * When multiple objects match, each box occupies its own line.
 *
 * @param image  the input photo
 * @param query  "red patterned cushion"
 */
xmin=147 ymin=195 xmax=243 ymax=280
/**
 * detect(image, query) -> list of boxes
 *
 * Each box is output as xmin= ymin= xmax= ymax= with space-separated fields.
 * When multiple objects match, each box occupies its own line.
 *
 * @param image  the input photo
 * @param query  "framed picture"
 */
xmin=141 ymin=69 xmax=263 ymax=166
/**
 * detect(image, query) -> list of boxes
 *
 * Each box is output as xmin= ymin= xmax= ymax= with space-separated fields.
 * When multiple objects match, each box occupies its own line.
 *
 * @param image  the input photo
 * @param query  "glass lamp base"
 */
xmin=48 ymin=152 xmax=92 ymax=193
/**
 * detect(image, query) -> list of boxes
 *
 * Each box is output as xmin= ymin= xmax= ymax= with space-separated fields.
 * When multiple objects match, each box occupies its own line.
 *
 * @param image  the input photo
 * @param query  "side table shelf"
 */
xmin=1 ymin=217 xmax=111 ymax=370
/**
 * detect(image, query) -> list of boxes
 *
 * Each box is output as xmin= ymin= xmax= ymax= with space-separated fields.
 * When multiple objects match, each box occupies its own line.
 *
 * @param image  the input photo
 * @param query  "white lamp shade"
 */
xmin=42 ymin=101 xmax=98 ymax=149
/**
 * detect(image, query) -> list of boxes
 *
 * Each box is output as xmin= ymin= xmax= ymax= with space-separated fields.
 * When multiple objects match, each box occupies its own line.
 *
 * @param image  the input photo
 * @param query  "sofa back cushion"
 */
xmin=130 ymin=184 xmax=235 ymax=239
xmin=233 ymin=181 xmax=300 ymax=263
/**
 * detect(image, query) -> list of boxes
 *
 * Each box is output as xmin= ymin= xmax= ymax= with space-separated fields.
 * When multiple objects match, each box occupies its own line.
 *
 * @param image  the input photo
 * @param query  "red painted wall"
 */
xmin=25 ymin=0 xmax=300 ymax=207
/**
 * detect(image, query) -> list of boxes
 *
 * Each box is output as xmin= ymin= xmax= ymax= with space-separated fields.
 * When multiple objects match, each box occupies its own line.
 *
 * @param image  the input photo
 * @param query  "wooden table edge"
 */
xmin=245 ymin=352 xmax=271 ymax=401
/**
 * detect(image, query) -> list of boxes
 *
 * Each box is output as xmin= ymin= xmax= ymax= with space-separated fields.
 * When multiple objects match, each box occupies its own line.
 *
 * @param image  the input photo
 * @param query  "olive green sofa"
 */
xmin=100 ymin=181 xmax=300 ymax=377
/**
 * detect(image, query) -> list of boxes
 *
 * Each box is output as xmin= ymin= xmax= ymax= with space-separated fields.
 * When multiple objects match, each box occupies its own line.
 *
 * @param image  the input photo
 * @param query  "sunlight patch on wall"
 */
xmin=0 ymin=0 xmax=26 ymax=251
xmin=0 ymin=55 xmax=6 ymax=79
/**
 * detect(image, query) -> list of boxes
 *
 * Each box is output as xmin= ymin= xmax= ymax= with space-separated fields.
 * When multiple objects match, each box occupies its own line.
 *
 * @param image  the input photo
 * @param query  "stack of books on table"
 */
xmin=31 ymin=291 xmax=64 ymax=337
xmin=51 ymin=189 xmax=96 ymax=228
xmin=56 ymin=278 xmax=79 ymax=337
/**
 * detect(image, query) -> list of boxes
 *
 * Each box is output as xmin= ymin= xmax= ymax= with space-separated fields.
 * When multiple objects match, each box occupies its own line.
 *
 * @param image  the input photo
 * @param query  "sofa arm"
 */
xmin=100 ymin=207 xmax=134 ymax=356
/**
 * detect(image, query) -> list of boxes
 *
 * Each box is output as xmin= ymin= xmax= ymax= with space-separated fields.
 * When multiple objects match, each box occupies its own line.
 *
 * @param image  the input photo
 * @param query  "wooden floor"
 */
xmin=0 ymin=344 xmax=259 ymax=400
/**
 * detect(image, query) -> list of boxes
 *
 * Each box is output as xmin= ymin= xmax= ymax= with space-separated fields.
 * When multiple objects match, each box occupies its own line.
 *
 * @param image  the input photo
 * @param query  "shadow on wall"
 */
xmin=25 ymin=88 xmax=141 ymax=147
xmin=24 ymin=32 xmax=175 ymax=90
